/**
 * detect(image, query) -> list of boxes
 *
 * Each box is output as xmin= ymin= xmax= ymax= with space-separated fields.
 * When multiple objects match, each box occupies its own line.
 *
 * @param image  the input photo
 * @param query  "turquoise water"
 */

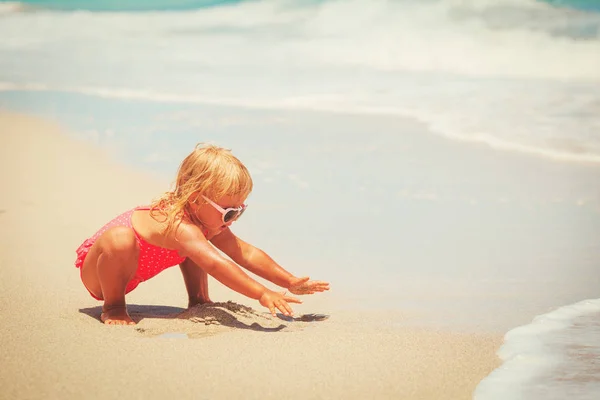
xmin=2 ymin=0 xmax=599 ymax=12
xmin=545 ymin=0 xmax=600 ymax=12
xmin=0 ymin=0 xmax=247 ymax=11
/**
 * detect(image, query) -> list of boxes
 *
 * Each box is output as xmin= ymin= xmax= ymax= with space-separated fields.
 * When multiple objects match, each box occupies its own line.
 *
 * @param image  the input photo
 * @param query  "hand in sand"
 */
xmin=288 ymin=276 xmax=330 ymax=295
xmin=259 ymin=290 xmax=302 ymax=317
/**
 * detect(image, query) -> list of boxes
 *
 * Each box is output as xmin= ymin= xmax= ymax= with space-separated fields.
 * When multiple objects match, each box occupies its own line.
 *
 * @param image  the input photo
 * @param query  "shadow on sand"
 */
xmin=79 ymin=302 xmax=289 ymax=332
xmin=79 ymin=304 xmax=185 ymax=323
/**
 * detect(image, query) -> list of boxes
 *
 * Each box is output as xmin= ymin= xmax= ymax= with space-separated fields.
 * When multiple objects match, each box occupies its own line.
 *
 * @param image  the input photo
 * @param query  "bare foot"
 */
xmin=101 ymin=305 xmax=135 ymax=325
xmin=188 ymin=297 xmax=213 ymax=308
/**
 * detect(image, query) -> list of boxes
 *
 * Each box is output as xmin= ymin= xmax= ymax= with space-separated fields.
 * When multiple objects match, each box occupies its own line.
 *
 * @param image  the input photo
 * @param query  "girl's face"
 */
xmin=189 ymin=193 xmax=247 ymax=235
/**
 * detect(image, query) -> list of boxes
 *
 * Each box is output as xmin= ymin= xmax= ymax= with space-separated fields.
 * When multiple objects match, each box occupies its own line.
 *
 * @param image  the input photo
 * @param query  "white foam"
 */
xmin=474 ymin=298 xmax=600 ymax=400
xmin=1 ymin=0 xmax=598 ymax=79
xmin=3 ymin=81 xmax=600 ymax=165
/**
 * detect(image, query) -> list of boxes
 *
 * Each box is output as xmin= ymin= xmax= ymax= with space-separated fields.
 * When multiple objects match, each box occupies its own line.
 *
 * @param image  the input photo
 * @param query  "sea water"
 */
xmin=1 ymin=1 xmax=599 ymax=398
xmin=475 ymin=299 xmax=600 ymax=400
xmin=1 ymin=0 xmax=600 ymax=162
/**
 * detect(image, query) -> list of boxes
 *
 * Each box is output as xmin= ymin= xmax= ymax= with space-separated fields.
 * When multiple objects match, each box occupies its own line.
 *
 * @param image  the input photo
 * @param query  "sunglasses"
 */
xmin=201 ymin=195 xmax=247 ymax=224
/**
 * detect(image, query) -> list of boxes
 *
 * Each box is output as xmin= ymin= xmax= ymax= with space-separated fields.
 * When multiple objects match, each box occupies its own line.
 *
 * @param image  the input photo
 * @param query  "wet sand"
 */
xmin=0 ymin=111 xmax=501 ymax=399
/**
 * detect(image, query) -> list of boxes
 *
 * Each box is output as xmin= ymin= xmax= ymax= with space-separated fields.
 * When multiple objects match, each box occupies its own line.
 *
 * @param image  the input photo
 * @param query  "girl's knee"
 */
xmin=99 ymin=226 xmax=139 ymax=261
xmin=180 ymin=257 xmax=198 ymax=269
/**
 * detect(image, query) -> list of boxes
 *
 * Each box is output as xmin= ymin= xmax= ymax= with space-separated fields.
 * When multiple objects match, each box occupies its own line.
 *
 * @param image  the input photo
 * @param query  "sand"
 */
xmin=0 ymin=111 xmax=501 ymax=400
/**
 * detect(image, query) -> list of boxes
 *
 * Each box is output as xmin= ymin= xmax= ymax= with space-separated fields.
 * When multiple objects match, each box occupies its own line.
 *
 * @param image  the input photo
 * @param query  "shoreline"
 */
xmin=474 ymin=297 xmax=600 ymax=399
xmin=2 ymin=87 xmax=600 ymax=167
xmin=0 ymin=110 xmax=503 ymax=399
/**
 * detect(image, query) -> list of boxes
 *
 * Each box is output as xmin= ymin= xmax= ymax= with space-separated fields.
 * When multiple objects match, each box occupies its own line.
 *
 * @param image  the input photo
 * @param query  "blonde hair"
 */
xmin=151 ymin=143 xmax=253 ymax=235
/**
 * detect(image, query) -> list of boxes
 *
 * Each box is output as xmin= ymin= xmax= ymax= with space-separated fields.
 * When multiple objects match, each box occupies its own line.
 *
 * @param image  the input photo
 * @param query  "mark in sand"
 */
xmin=134 ymin=301 xmax=329 ymax=339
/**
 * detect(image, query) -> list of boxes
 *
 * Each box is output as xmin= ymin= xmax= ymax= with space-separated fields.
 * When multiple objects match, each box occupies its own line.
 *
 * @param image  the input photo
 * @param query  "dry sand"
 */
xmin=0 ymin=111 xmax=501 ymax=400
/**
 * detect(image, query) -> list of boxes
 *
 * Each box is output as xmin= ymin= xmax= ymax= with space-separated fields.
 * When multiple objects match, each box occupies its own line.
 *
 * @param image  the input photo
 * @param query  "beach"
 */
xmin=1 ymin=1 xmax=600 ymax=397
xmin=0 ymin=111 xmax=503 ymax=399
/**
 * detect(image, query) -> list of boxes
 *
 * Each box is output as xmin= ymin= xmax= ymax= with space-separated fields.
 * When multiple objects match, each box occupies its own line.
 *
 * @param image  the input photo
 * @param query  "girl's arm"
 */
xmin=174 ymin=223 xmax=300 ymax=316
xmin=210 ymin=228 xmax=295 ymax=288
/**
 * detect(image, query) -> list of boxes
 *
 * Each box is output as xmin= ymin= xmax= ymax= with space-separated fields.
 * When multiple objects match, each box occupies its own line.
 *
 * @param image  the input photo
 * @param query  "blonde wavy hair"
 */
xmin=150 ymin=143 xmax=253 ymax=235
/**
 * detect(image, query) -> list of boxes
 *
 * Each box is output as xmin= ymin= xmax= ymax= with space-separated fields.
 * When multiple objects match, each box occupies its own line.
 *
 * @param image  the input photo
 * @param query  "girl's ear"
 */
xmin=190 ymin=192 xmax=201 ymax=204
xmin=191 ymin=192 xmax=211 ymax=205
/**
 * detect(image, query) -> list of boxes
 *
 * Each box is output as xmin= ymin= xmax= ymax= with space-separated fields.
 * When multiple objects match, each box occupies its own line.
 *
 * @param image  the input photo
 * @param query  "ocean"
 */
xmin=1 ymin=0 xmax=599 ymax=398
xmin=1 ymin=0 xmax=600 ymax=162
xmin=475 ymin=299 xmax=600 ymax=400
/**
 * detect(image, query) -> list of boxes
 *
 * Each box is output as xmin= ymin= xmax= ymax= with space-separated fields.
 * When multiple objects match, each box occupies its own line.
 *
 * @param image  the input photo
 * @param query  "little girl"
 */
xmin=75 ymin=144 xmax=330 ymax=325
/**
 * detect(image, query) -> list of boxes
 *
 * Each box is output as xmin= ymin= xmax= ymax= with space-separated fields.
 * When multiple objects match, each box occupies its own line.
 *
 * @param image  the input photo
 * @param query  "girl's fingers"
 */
xmin=276 ymin=302 xmax=291 ymax=316
xmin=284 ymin=295 xmax=303 ymax=304
xmin=281 ymin=301 xmax=294 ymax=316
xmin=307 ymin=282 xmax=329 ymax=289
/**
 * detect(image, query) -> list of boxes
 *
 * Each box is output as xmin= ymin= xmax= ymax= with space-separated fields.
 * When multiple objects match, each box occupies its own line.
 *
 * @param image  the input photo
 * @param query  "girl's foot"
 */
xmin=188 ymin=297 xmax=213 ymax=308
xmin=101 ymin=305 xmax=135 ymax=325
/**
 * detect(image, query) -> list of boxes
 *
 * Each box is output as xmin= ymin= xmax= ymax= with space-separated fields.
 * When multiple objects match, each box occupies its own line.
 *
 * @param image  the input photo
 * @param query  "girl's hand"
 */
xmin=259 ymin=290 xmax=302 ymax=317
xmin=288 ymin=276 xmax=330 ymax=295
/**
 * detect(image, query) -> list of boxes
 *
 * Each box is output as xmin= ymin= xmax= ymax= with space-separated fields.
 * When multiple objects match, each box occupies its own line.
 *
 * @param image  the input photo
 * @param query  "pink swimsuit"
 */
xmin=74 ymin=206 xmax=187 ymax=300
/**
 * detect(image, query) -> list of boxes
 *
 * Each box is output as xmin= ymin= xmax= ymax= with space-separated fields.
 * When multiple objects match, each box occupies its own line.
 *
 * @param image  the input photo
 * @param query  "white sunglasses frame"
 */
xmin=201 ymin=195 xmax=247 ymax=224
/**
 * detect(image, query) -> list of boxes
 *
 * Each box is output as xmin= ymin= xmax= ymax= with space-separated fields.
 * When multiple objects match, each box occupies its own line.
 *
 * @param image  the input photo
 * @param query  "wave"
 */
xmin=3 ymin=82 xmax=600 ymax=164
xmin=1 ymin=0 xmax=597 ymax=80
xmin=474 ymin=298 xmax=600 ymax=400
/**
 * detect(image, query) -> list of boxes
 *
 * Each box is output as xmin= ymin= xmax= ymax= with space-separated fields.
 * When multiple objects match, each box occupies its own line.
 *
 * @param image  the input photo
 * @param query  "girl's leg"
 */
xmin=80 ymin=226 xmax=139 ymax=325
xmin=179 ymin=258 xmax=212 ymax=308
